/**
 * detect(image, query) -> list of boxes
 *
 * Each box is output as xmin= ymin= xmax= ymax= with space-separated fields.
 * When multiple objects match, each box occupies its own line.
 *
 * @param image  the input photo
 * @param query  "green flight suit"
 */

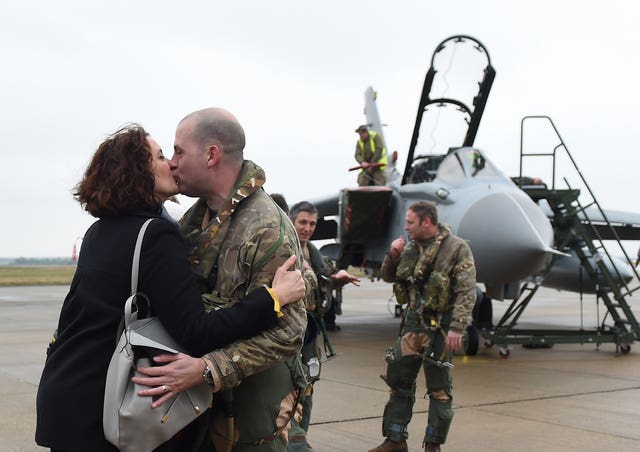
xmin=379 ymin=224 xmax=476 ymax=446
xmin=286 ymin=242 xmax=334 ymax=451
xmin=179 ymin=160 xmax=308 ymax=452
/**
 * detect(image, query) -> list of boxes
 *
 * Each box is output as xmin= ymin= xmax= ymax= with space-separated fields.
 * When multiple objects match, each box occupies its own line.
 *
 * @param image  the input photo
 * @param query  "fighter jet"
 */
xmin=307 ymin=35 xmax=640 ymax=355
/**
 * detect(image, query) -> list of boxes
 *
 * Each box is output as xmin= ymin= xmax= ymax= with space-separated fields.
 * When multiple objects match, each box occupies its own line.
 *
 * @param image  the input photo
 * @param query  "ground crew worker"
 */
xmin=287 ymin=201 xmax=360 ymax=452
xmin=369 ymin=201 xmax=476 ymax=452
xmin=138 ymin=107 xmax=308 ymax=452
xmin=355 ymin=124 xmax=387 ymax=186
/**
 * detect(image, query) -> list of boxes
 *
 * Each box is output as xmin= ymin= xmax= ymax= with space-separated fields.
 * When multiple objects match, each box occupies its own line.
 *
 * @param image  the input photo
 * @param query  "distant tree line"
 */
xmin=7 ymin=257 xmax=76 ymax=266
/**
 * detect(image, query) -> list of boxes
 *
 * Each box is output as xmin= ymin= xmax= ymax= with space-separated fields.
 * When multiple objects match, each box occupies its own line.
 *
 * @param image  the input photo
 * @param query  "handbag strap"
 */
xmin=131 ymin=218 xmax=155 ymax=295
xmin=123 ymin=218 xmax=155 ymax=329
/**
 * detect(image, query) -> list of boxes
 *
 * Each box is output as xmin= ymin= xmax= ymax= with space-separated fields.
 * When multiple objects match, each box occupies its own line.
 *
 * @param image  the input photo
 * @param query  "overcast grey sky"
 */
xmin=1 ymin=1 xmax=638 ymax=257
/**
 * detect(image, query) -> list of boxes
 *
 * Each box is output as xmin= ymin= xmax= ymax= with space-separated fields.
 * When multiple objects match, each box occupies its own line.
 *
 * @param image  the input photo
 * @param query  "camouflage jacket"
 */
xmin=381 ymin=224 xmax=476 ymax=333
xmin=179 ymin=160 xmax=307 ymax=391
xmin=303 ymin=242 xmax=336 ymax=312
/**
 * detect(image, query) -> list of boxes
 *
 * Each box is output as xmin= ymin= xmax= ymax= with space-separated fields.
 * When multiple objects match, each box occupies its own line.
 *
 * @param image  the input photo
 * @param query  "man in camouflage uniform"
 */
xmin=369 ymin=201 xmax=476 ymax=452
xmin=355 ymin=124 xmax=387 ymax=186
xmin=286 ymin=201 xmax=360 ymax=452
xmin=171 ymin=107 xmax=308 ymax=452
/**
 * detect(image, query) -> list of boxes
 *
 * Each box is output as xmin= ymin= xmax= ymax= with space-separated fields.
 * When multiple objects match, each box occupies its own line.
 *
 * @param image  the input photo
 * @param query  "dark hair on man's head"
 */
xmin=409 ymin=201 xmax=438 ymax=224
xmin=270 ymin=193 xmax=289 ymax=214
xmin=289 ymin=201 xmax=317 ymax=222
xmin=74 ymin=124 xmax=160 ymax=218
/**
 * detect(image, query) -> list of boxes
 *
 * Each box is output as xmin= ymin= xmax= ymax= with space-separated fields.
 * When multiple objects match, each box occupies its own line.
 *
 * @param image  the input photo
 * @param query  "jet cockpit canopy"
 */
xmin=436 ymin=148 xmax=501 ymax=187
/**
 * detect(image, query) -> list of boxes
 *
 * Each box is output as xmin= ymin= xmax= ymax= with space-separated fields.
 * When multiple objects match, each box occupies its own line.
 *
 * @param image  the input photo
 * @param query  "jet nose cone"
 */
xmin=458 ymin=191 xmax=554 ymax=284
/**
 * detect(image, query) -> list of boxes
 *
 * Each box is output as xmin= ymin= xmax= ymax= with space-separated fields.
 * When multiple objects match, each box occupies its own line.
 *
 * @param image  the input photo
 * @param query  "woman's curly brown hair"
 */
xmin=74 ymin=124 xmax=161 ymax=217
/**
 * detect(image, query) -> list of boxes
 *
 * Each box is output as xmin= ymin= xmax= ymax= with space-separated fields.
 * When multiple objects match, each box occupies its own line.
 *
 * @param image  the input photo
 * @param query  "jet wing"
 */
xmin=583 ymin=207 xmax=640 ymax=240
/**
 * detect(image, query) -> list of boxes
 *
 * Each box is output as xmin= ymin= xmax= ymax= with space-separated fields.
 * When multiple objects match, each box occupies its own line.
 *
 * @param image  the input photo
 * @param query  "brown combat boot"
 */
xmin=368 ymin=438 xmax=409 ymax=452
xmin=424 ymin=443 xmax=441 ymax=452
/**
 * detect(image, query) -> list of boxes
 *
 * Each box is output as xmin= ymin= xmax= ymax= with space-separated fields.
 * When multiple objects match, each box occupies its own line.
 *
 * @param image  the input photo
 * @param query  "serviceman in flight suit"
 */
xmin=156 ymin=107 xmax=308 ymax=452
xmin=286 ymin=200 xmax=360 ymax=452
xmin=369 ymin=201 xmax=476 ymax=452
xmin=354 ymin=124 xmax=388 ymax=186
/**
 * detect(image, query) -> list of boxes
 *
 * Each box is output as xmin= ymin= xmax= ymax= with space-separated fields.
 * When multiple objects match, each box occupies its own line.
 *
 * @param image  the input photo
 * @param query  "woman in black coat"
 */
xmin=35 ymin=125 xmax=305 ymax=451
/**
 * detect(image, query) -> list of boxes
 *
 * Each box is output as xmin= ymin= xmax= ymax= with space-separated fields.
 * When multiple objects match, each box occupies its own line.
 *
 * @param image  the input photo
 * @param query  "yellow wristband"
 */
xmin=266 ymin=287 xmax=284 ymax=318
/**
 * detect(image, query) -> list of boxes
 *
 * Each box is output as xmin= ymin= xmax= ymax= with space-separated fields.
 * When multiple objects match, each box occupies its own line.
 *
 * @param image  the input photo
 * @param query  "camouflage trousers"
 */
xmin=380 ymin=328 xmax=454 ymax=446
xmin=286 ymin=391 xmax=312 ymax=452
xmin=285 ymin=332 xmax=319 ymax=452
xmin=201 ymin=362 xmax=299 ymax=452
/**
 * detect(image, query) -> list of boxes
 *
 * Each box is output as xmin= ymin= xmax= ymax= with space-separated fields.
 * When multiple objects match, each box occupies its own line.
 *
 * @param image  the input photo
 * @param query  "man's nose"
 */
xmin=169 ymin=157 xmax=177 ymax=169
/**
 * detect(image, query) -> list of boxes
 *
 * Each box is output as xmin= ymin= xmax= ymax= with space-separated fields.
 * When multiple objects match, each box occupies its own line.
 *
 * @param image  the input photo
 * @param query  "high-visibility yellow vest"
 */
xmin=357 ymin=131 xmax=387 ymax=169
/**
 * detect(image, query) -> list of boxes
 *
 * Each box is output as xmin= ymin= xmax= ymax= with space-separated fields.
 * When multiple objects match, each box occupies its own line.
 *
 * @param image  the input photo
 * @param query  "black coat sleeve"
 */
xmin=138 ymin=219 xmax=279 ymax=357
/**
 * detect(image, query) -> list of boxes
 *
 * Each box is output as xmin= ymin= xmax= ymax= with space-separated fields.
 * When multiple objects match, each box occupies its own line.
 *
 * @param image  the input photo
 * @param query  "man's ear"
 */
xmin=206 ymin=145 xmax=221 ymax=168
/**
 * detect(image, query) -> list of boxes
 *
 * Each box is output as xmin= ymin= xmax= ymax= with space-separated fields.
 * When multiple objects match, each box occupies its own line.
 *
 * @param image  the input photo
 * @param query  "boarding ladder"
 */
xmin=485 ymin=116 xmax=640 ymax=354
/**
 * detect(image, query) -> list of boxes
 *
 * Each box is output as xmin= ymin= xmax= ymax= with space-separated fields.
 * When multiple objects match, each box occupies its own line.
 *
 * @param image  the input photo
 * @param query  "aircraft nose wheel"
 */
xmin=498 ymin=347 xmax=511 ymax=359
xmin=619 ymin=344 xmax=631 ymax=354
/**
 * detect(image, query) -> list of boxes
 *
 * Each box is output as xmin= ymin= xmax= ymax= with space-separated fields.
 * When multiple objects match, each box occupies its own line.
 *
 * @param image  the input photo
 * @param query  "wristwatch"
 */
xmin=202 ymin=364 xmax=215 ymax=386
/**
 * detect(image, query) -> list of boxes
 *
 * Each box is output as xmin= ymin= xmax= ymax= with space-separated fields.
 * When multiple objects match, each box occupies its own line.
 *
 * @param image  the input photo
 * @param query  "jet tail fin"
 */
xmin=364 ymin=86 xmax=386 ymax=144
xmin=363 ymin=87 xmax=401 ymax=184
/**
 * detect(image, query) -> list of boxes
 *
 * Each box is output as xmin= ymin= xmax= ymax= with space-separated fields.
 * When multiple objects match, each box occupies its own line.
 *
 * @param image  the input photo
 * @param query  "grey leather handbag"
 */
xmin=103 ymin=218 xmax=212 ymax=451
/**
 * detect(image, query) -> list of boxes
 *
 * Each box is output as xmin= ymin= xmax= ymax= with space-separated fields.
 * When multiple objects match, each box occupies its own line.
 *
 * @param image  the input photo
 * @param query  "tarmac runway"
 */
xmin=1 ymin=281 xmax=639 ymax=451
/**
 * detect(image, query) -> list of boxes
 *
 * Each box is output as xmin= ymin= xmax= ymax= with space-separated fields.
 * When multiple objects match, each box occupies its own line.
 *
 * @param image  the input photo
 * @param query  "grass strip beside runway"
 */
xmin=0 ymin=266 xmax=76 ymax=286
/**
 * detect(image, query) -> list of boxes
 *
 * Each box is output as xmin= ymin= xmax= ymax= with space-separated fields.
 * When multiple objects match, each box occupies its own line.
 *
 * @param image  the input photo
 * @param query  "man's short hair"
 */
xmin=270 ymin=193 xmax=289 ymax=214
xmin=184 ymin=108 xmax=246 ymax=157
xmin=289 ymin=201 xmax=317 ymax=222
xmin=409 ymin=201 xmax=438 ymax=225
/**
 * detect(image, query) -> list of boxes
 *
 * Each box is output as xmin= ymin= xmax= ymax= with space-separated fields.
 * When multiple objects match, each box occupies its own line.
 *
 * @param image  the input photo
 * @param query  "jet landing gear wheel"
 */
xmin=498 ymin=347 xmax=511 ymax=359
xmin=619 ymin=344 xmax=631 ymax=354
xmin=464 ymin=325 xmax=480 ymax=356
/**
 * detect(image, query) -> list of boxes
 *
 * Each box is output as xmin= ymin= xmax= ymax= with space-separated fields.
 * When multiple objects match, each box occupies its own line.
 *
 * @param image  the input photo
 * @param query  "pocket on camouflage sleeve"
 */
xmin=393 ymin=282 xmax=409 ymax=305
